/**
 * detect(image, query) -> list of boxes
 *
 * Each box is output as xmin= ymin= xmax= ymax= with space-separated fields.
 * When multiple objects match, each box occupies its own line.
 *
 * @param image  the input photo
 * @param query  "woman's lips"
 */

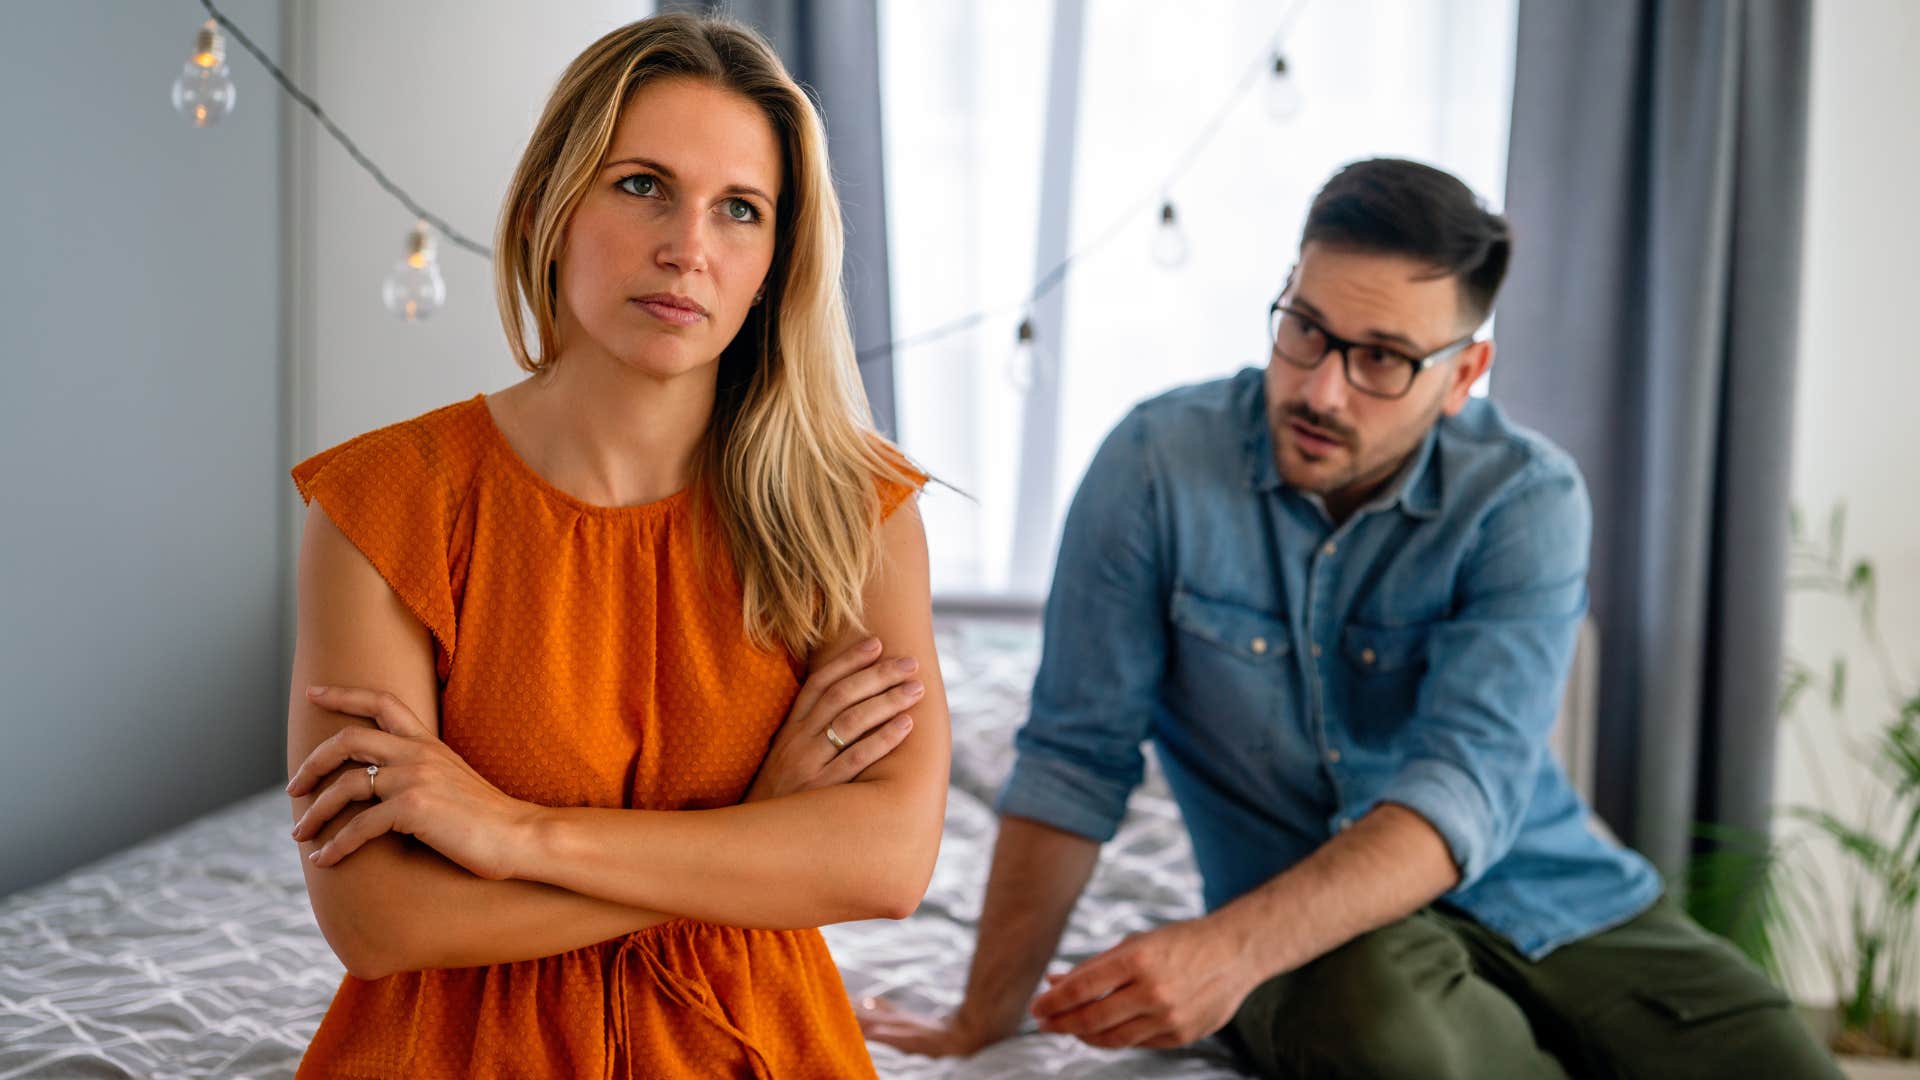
xmin=633 ymin=299 xmax=706 ymax=327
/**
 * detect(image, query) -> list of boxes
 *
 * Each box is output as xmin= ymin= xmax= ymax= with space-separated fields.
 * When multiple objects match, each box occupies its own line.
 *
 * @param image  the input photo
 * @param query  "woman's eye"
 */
xmin=616 ymin=174 xmax=658 ymax=197
xmin=725 ymin=198 xmax=759 ymax=223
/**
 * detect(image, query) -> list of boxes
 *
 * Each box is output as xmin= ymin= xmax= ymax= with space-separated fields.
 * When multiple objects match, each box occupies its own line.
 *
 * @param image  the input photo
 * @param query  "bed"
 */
xmin=0 ymin=616 xmax=1248 ymax=1079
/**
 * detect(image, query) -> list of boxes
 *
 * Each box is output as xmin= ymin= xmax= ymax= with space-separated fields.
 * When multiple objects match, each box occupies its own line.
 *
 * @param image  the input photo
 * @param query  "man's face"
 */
xmin=1263 ymin=243 xmax=1492 ymax=516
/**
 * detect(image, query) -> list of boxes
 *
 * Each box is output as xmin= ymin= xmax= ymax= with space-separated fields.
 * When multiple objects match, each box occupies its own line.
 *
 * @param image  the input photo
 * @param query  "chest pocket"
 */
xmin=1166 ymin=588 xmax=1292 ymax=758
xmin=1341 ymin=621 xmax=1434 ymax=742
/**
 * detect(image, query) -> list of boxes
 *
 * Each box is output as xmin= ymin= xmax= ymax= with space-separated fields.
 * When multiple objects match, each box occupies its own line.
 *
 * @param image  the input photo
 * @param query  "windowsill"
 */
xmin=931 ymin=592 xmax=1046 ymax=619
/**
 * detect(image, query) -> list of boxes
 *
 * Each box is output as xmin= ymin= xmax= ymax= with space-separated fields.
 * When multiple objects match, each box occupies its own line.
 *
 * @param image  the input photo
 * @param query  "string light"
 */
xmin=1151 ymin=200 xmax=1190 ymax=269
xmin=866 ymin=0 xmax=1312 ymax=364
xmin=1006 ymin=313 xmax=1052 ymax=393
xmin=183 ymin=0 xmax=493 ymax=319
xmin=178 ymin=0 xmax=1306 ymax=342
xmin=171 ymin=19 xmax=236 ymax=127
xmin=1267 ymin=53 xmax=1303 ymax=120
xmin=383 ymin=221 xmax=447 ymax=321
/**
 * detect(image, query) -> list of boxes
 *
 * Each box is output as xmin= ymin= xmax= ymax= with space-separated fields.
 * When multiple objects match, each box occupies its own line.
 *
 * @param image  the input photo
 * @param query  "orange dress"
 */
xmin=289 ymin=395 xmax=917 ymax=1079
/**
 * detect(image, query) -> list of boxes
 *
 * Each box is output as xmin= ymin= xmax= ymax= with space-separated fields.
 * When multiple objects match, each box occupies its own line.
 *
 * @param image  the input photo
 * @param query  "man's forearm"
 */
xmin=1209 ymin=802 xmax=1460 ymax=982
xmin=953 ymin=815 xmax=1103 ymax=1041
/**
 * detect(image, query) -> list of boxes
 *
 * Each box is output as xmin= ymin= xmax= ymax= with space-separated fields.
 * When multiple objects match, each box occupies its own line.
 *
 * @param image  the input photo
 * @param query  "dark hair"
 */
xmin=1300 ymin=158 xmax=1511 ymax=327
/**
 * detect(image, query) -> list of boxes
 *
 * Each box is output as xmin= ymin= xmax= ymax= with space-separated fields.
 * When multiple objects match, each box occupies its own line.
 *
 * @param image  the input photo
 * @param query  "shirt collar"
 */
xmin=1241 ymin=368 xmax=1443 ymax=522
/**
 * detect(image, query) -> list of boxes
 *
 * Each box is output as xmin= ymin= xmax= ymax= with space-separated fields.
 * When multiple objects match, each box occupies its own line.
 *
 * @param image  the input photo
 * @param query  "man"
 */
xmin=862 ymin=159 xmax=1838 ymax=1077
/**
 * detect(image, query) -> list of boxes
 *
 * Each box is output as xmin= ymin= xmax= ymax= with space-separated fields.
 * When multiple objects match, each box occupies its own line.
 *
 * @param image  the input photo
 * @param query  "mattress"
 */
xmin=0 ymin=617 xmax=1247 ymax=1078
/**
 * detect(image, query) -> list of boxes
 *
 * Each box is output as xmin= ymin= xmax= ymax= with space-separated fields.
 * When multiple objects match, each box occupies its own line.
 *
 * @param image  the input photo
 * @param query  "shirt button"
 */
xmin=1360 ymin=648 xmax=1377 ymax=665
xmin=1310 ymin=643 xmax=1323 ymax=658
xmin=1326 ymin=748 xmax=1341 ymax=764
xmin=1250 ymin=636 xmax=1268 ymax=655
xmin=1322 ymin=541 xmax=1337 ymax=556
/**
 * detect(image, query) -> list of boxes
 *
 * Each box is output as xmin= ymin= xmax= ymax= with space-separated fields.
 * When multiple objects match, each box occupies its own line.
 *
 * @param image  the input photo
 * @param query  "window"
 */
xmin=881 ymin=0 xmax=1517 ymax=601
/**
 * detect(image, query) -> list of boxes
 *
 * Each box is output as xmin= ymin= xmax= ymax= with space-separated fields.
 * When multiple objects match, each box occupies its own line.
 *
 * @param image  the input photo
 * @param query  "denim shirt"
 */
xmin=996 ymin=367 xmax=1662 ymax=959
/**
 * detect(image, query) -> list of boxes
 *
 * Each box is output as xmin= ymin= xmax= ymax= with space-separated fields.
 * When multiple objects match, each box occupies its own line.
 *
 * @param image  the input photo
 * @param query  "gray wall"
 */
xmin=0 ymin=1 xmax=288 ymax=898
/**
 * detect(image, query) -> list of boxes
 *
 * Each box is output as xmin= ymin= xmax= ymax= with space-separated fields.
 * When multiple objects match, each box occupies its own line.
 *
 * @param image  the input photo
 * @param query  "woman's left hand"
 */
xmin=287 ymin=685 xmax=540 ymax=880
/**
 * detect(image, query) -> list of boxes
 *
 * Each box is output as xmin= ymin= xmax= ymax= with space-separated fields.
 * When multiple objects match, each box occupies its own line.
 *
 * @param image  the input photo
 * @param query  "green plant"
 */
xmin=1689 ymin=505 xmax=1919 ymax=1059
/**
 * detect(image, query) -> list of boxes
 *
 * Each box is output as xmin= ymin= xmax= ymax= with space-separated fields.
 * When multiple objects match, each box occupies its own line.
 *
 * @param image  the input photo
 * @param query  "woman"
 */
xmin=280 ymin=13 xmax=947 ymax=1077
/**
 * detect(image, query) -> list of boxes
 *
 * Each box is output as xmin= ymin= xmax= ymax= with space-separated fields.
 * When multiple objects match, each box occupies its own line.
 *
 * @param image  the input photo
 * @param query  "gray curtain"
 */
xmin=662 ymin=0 xmax=898 ymax=436
xmin=1496 ymin=1 xmax=1812 ymax=886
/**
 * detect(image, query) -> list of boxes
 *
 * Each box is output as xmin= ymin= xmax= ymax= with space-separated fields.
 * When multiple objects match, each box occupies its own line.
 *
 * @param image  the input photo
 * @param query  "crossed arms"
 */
xmin=286 ymin=499 xmax=949 ymax=980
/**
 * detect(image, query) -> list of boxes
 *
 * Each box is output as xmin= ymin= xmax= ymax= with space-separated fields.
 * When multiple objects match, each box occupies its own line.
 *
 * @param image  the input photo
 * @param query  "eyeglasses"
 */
xmin=1268 ymin=299 xmax=1477 ymax=400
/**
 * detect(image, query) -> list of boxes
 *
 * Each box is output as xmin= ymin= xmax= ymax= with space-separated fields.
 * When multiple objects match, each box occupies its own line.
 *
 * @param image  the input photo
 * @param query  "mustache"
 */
xmin=1279 ymin=402 xmax=1357 ymax=447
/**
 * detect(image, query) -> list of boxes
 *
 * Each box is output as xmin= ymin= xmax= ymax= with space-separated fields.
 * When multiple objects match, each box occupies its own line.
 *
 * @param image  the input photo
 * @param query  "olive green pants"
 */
xmin=1221 ymin=895 xmax=1842 ymax=1079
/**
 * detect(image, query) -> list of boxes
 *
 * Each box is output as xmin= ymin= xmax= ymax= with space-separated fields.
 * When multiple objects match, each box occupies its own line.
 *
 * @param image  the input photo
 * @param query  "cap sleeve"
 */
xmin=292 ymin=418 xmax=463 ymax=678
xmin=871 ymin=437 xmax=928 ymax=522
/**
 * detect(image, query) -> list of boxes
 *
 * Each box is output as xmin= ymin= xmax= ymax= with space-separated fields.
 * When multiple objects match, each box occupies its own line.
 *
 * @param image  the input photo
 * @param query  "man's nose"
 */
xmin=1300 ymin=347 xmax=1352 ymax=414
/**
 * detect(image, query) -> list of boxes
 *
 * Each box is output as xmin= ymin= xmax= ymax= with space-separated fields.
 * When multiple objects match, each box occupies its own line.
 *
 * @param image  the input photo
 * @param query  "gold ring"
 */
xmin=365 ymin=763 xmax=380 ymax=798
xmin=825 ymin=725 xmax=848 ymax=752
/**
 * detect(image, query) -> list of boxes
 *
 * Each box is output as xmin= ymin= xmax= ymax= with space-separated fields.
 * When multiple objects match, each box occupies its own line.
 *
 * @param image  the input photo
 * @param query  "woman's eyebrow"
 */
xmin=602 ymin=156 xmax=774 ymax=205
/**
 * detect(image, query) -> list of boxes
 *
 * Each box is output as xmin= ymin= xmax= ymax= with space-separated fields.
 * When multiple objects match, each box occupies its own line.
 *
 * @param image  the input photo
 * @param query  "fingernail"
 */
xmin=307 ymin=850 xmax=320 ymax=863
xmin=862 ymin=638 xmax=882 ymax=654
xmin=306 ymin=686 xmax=326 ymax=697
xmin=893 ymin=657 xmax=917 ymax=673
xmin=903 ymin=680 xmax=924 ymax=697
xmin=900 ymin=717 xmax=914 ymax=733
xmin=284 ymin=777 xmax=295 ymax=793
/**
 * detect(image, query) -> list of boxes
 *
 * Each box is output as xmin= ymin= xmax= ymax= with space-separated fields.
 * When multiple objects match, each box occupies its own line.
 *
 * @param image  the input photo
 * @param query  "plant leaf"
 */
xmin=1790 ymin=807 xmax=1894 ymax=877
xmin=1779 ymin=663 xmax=1814 ymax=720
xmin=1847 ymin=559 xmax=1877 ymax=626
xmin=1686 ymin=822 xmax=1787 ymax=979
xmin=1828 ymin=504 xmax=1846 ymax=571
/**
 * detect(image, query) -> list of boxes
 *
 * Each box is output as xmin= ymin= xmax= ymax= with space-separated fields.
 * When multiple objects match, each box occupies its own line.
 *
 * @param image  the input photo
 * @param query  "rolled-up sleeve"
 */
xmin=995 ymin=409 xmax=1168 ymax=843
xmin=1368 ymin=459 xmax=1591 ymax=889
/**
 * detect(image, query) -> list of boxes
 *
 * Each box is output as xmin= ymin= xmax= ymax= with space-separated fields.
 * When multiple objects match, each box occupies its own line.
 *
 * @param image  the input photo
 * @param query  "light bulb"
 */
xmin=1006 ymin=315 xmax=1058 ymax=393
xmin=1006 ymin=317 xmax=1040 ymax=392
xmin=1152 ymin=201 xmax=1190 ymax=268
xmin=172 ymin=20 xmax=237 ymax=128
xmin=1267 ymin=54 xmax=1302 ymax=121
xmin=383 ymin=222 xmax=447 ymax=321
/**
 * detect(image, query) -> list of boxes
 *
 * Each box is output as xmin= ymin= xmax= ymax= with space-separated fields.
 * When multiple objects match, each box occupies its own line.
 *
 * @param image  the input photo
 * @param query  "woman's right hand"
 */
xmin=743 ymin=637 xmax=923 ymax=802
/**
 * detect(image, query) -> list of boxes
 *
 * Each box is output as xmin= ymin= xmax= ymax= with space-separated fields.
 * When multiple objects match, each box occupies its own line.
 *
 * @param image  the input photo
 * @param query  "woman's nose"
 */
xmin=654 ymin=207 xmax=710 ymax=275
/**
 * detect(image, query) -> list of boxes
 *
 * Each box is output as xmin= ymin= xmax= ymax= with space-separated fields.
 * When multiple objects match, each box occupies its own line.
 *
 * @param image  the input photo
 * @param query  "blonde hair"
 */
xmin=494 ymin=13 xmax=918 ymax=655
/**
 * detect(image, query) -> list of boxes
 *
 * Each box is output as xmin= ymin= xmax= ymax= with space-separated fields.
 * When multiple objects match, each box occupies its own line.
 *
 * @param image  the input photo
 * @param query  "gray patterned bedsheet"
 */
xmin=0 ymin=617 xmax=1248 ymax=1079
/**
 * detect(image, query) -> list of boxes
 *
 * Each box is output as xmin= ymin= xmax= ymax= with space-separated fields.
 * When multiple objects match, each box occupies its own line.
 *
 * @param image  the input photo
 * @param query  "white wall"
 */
xmin=1775 ymin=0 xmax=1920 ymax=1008
xmin=289 ymin=0 xmax=651 ymax=456
xmin=0 ymin=0 xmax=286 ymax=898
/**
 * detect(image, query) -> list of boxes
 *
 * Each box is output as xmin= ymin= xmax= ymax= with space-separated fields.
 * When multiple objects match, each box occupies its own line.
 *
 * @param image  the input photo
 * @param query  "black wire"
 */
xmin=195 ymin=0 xmax=1305 ymax=357
xmin=857 ymin=0 xmax=1308 ymax=363
xmin=197 ymin=0 xmax=494 ymax=258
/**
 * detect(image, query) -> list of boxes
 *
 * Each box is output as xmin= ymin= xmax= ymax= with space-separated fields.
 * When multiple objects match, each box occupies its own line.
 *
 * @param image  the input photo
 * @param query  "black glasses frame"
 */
xmin=1268 ymin=299 xmax=1478 ymax=400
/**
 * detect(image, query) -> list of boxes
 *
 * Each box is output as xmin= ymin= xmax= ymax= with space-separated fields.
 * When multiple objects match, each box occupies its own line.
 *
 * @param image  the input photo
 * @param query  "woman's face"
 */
xmin=553 ymin=76 xmax=783 ymax=382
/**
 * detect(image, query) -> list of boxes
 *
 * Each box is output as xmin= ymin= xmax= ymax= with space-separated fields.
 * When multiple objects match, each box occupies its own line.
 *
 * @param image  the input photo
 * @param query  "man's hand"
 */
xmin=854 ymin=996 xmax=1004 ymax=1058
xmin=1029 ymin=916 xmax=1259 ymax=1050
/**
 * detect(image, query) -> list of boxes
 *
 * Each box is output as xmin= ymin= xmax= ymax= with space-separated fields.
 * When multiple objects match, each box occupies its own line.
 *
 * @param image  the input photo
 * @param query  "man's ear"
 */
xmin=1441 ymin=340 xmax=1494 ymax=416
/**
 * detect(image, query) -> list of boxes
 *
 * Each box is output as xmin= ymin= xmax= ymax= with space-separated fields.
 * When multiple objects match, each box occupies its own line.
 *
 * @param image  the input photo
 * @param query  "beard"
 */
xmin=1270 ymin=394 xmax=1441 ymax=510
xmin=1272 ymin=401 xmax=1361 ymax=491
